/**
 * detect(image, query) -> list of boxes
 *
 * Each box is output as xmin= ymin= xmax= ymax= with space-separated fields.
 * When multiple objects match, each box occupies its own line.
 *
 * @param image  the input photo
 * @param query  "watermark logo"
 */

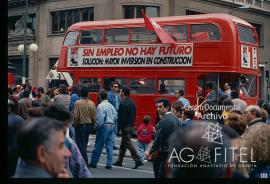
xmin=202 ymin=123 xmax=223 ymax=145
xmin=167 ymin=122 xmax=256 ymax=168
xmin=196 ymin=147 xmax=211 ymax=163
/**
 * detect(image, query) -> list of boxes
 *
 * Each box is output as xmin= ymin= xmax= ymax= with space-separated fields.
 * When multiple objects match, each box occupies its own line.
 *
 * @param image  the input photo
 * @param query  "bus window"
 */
xmin=103 ymin=78 xmax=128 ymax=91
xmin=158 ymin=79 xmax=186 ymax=95
xmin=240 ymin=75 xmax=257 ymax=97
xmin=64 ymin=31 xmax=79 ymax=46
xmin=163 ymin=25 xmax=188 ymax=41
xmin=191 ymin=24 xmax=220 ymax=41
xmin=80 ymin=30 xmax=103 ymax=44
xmin=78 ymin=78 xmax=100 ymax=92
xmin=130 ymin=78 xmax=155 ymax=94
xmin=105 ymin=28 xmax=129 ymax=44
xmin=237 ymin=25 xmax=256 ymax=44
xmin=130 ymin=27 xmax=158 ymax=43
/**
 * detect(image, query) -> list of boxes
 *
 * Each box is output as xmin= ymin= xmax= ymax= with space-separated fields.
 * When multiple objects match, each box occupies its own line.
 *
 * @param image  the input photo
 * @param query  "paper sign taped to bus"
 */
xmin=241 ymin=45 xmax=257 ymax=69
xmin=67 ymin=44 xmax=193 ymax=67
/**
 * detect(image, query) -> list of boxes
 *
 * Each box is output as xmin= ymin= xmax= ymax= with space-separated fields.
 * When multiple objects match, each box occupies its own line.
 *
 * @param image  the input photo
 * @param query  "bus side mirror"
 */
xmin=240 ymin=75 xmax=248 ymax=84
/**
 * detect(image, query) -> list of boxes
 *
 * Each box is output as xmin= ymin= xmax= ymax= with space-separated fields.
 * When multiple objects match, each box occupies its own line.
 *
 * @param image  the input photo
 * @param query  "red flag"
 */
xmin=141 ymin=10 xmax=176 ymax=45
xmin=8 ymin=72 xmax=15 ymax=86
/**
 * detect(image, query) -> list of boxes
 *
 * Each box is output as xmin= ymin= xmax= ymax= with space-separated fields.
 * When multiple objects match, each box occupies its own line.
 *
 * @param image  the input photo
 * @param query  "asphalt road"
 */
xmin=87 ymin=135 xmax=154 ymax=178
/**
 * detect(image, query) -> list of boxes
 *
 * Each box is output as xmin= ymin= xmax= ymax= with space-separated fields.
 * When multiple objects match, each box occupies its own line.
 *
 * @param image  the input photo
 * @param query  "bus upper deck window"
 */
xmin=237 ymin=25 xmax=257 ymax=44
xmin=191 ymin=24 xmax=220 ymax=41
xmin=131 ymin=27 xmax=158 ymax=43
xmin=64 ymin=31 xmax=79 ymax=46
xmin=163 ymin=25 xmax=188 ymax=41
xmin=105 ymin=28 xmax=129 ymax=44
xmin=80 ymin=30 xmax=103 ymax=45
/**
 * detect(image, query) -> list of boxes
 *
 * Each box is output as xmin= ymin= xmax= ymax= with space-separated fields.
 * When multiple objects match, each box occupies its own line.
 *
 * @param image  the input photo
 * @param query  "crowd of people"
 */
xmin=8 ymin=81 xmax=270 ymax=178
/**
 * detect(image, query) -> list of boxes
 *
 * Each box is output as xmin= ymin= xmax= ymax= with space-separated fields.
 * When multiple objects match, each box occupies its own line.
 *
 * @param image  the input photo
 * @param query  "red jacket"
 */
xmin=137 ymin=123 xmax=154 ymax=144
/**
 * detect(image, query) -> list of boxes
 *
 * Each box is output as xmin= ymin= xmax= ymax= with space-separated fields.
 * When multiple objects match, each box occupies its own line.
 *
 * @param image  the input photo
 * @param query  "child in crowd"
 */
xmin=137 ymin=115 xmax=155 ymax=162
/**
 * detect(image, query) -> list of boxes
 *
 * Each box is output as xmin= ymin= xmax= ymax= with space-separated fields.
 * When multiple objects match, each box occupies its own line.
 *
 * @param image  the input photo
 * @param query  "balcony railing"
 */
xmin=220 ymin=0 xmax=270 ymax=12
xmin=8 ymin=0 xmax=44 ymax=7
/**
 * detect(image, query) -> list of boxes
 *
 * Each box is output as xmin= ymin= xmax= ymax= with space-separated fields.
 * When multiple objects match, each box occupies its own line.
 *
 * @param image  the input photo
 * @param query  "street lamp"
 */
xmin=17 ymin=0 xmax=38 ymax=84
xmin=18 ymin=43 xmax=38 ymax=84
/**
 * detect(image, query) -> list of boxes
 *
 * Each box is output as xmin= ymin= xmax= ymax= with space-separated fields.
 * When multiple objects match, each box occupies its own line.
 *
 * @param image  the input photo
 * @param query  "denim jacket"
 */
xmin=108 ymin=91 xmax=120 ymax=112
xmin=69 ymin=93 xmax=80 ymax=112
xmin=95 ymin=100 xmax=117 ymax=129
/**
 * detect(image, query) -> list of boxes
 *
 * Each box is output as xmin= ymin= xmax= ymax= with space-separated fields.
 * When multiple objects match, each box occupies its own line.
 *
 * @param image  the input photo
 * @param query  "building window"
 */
xmin=250 ymin=23 xmax=263 ymax=46
xmin=8 ymin=13 xmax=36 ymax=36
xmin=8 ymin=58 xmax=29 ymax=85
xmin=123 ymin=5 xmax=159 ymax=19
xmin=49 ymin=58 xmax=58 ymax=70
xmin=51 ymin=7 xmax=94 ymax=34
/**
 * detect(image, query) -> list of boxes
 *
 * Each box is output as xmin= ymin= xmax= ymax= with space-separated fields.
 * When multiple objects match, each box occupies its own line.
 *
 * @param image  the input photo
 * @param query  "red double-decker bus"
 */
xmin=57 ymin=13 xmax=259 ymax=128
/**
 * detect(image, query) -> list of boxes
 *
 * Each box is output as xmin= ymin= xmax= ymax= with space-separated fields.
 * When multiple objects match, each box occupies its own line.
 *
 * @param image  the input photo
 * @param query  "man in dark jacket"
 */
xmin=149 ymin=98 xmax=181 ymax=178
xmin=8 ymin=98 xmax=24 ymax=177
xmin=113 ymin=86 xmax=143 ymax=169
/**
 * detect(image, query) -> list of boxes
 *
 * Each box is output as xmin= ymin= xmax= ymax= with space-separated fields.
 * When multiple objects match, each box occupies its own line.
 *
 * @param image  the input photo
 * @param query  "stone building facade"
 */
xmin=8 ymin=0 xmax=270 ymax=100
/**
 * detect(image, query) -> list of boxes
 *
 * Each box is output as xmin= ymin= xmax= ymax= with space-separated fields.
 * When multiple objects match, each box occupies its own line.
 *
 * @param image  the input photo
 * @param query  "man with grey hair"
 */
xmin=243 ymin=105 xmax=264 ymax=135
xmin=13 ymin=117 xmax=71 ymax=178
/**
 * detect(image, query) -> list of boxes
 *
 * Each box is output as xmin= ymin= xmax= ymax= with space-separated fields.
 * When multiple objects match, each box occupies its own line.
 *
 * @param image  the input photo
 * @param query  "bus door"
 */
xmin=197 ymin=73 xmax=224 ymax=104
xmin=197 ymin=73 xmax=257 ymax=104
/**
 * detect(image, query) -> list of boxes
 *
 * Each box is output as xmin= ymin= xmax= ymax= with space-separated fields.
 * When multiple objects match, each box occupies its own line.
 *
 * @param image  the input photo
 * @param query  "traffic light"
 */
xmin=266 ymin=70 xmax=269 ymax=81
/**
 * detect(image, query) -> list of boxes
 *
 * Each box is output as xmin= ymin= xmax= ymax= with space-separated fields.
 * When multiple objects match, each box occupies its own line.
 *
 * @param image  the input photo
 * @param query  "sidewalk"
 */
xmin=87 ymin=134 xmax=139 ymax=158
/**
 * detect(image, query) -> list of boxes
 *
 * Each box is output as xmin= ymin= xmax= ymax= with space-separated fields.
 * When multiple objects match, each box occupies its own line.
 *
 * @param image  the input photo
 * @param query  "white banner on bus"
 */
xmin=241 ymin=45 xmax=257 ymax=69
xmin=67 ymin=44 xmax=193 ymax=67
